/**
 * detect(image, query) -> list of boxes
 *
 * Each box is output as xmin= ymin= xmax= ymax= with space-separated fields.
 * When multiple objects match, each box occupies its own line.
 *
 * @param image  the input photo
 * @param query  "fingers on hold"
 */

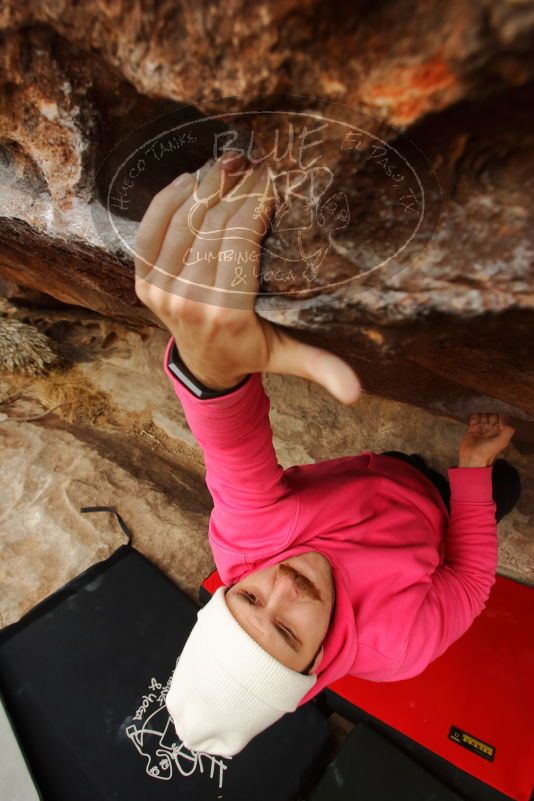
xmin=221 ymin=152 xmax=247 ymax=179
xmin=198 ymin=169 xmax=257 ymax=234
xmin=227 ymin=162 xmax=263 ymax=206
xmin=160 ymin=173 xmax=195 ymax=202
xmin=498 ymin=414 xmax=515 ymax=431
xmin=135 ymin=175 xmax=194 ymax=263
xmin=253 ymin=164 xmax=274 ymax=191
xmin=195 ymin=153 xmax=249 ymax=206
xmin=170 ymin=172 xmax=194 ymax=190
xmin=220 ymin=154 xmax=249 ymax=199
xmin=230 ymin=163 xmax=264 ymax=201
xmin=228 ymin=169 xmax=275 ymax=236
xmin=167 ymin=206 xmax=196 ymax=237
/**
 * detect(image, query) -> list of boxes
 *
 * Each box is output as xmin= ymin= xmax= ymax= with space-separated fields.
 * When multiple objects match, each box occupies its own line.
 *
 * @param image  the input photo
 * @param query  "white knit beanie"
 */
xmin=165 ymin=586 xmax=317 ymax=758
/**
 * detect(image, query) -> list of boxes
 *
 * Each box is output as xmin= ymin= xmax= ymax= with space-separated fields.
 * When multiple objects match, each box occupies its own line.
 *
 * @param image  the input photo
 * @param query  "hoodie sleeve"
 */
xmin=384 ymin=466 xmax=498 ymax=681
xmin=163 ymin=337 xmax=298 ymax=561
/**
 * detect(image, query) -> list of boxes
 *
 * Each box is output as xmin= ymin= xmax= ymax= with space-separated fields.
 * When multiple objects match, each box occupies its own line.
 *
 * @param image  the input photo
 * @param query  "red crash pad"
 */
xmin=200 ymin=571 xmax=534 ymax=801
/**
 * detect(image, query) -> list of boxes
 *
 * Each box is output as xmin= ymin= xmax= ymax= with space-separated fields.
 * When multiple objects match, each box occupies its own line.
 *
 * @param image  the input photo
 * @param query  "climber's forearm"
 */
xmin=163 ymin=337 xmax=290 ymax=512
xmin=381 ymin=466 xmax=498 ymax=682
xmin=444 ymin=466 xmax=497 ymax=572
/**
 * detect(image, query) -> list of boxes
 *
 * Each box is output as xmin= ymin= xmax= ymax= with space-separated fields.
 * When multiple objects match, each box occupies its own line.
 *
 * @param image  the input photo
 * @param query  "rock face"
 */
xmin=1 ymin=304 xmax=532 ymax=628
xmin=0 ymin=2 xmax=533 ymax=620
xmin=0 ymin=1 xmax=533 ymax=445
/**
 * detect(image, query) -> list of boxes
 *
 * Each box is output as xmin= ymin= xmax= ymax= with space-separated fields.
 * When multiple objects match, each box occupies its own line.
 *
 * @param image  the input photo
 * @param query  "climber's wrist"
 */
xmin=458 ymin=455 xmax=492 ymax=468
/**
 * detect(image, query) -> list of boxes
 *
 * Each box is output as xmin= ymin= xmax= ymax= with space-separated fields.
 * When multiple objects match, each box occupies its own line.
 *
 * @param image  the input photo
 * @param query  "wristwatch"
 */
xmin=167 ymin=340 xmax=251 ymax=400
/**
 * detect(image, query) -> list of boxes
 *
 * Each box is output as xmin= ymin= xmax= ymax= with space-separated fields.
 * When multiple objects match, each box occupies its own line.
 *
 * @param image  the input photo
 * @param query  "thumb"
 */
xmin=267 ymin=330 xmax=362 ymax=405
xmin=495 ymin=418 xmax=515 ymax=450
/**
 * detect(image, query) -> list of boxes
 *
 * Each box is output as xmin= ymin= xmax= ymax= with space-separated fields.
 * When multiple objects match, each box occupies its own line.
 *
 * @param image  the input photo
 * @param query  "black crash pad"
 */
xmin=0 ymin=545 xmax=330 ymax=801
xmin=307 ymin=723 xmax=466 ymax=801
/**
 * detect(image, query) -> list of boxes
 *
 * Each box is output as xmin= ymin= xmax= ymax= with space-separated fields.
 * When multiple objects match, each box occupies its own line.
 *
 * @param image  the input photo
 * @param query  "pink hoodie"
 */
xmin=163 ymin=338 xmax=498 ymax=707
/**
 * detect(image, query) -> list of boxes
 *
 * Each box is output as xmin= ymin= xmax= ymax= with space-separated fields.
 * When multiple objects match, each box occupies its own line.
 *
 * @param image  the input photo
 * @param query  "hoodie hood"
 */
xmin=226 ymin=543 xmax=358 ymax=706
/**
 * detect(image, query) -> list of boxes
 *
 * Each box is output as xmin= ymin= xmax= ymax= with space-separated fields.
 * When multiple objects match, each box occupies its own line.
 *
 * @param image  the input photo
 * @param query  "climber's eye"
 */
xmin=237 ymin=592 xmax=299 ymax=651
xmin=239 ymin=591 xmax=259 ymax=606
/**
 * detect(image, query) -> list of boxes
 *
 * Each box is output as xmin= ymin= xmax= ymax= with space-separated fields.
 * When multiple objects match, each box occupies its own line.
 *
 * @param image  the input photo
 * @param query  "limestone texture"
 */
xmin=0 ymin=1 xmax=533 ymax=440
xmin=0 ymin=3 xmax=533 ymax=622
xmin=0 ymin=304 xmax=532 ymax=628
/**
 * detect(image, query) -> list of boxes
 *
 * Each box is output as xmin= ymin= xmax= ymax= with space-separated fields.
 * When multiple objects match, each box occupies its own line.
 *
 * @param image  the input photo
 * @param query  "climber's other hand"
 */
xmin=458 ymin=413 xmax=515 ymax=467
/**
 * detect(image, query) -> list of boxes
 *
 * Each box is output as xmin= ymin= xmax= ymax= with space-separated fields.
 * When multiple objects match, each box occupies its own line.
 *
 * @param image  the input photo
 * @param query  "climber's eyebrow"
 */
xmin=233 ymin=593 xmax=301 ymax=653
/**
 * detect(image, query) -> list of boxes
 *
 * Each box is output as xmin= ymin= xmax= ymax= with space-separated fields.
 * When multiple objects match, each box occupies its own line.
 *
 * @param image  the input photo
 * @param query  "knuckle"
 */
xmin=204 ymin=305 xmax=231 ymax=326
xmin=173 ymin=173 xmax=195 ymax=191
xmin=147 ymin=188 xmax=172 ymax=213
xmin=168 ymin=209 xmax=194 ymax=236
xmin=134 ymin=274 xmax=153 ymax=301
xmin=142 ymin=178 xmax=194 ymax=224
xmin=134 ymin=231 xmax=146 ymax=249
xmin=158 ymin=176 xmax=192 ymax=201
xmin=143 ymin=284 xmax=164 ymax=309
xmin=207 ymin=306 xmax=244 ymax=332
xmin=176 ymin=298 xmax=203 ymax=323
xmin=133 ymin=275 xmax=147 ymax=296
xmin=134 ymin=230 xmax=154 ymax=255
xmin=203 ymin=205 xmax=228 ymax=231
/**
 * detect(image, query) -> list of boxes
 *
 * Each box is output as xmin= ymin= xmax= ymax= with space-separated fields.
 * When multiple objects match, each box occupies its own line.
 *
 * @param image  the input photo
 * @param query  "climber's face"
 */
xmin=225 ymin=551 xmax=335 ymax=674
